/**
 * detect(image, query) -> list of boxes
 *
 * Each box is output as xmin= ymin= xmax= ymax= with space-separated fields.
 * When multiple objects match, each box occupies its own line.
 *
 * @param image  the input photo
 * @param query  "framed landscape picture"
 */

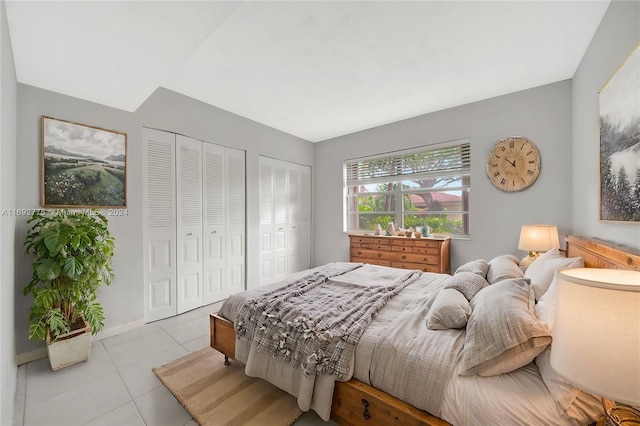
xmin=41 ymin=116 xmax=127 ymax=208
xmin=599 ymin=43 xmax=640 ymax=223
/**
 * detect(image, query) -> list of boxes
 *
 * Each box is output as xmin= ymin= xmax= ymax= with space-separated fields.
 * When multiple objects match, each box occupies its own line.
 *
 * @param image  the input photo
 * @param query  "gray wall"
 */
xmin=0 ymin=0 xmax=17 ymax=423
xmin=15 ymin=86 xmax=142 ymax=357
xmin=313 ymin=81 xmax=574 ymax=270
xmin=571 ymin=0 xmax=640 ymax=249
xmin=14 ymin=86 xmax=314 ymax=359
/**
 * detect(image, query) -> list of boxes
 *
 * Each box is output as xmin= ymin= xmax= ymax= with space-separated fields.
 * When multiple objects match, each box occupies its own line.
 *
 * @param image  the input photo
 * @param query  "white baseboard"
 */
xmin=15 ymin=319 xmax=146 ymax=365
xmin=16 ymin=347 xmax=47 ymax=366
xmin=93 ymin=319 xmax=146 ymax=341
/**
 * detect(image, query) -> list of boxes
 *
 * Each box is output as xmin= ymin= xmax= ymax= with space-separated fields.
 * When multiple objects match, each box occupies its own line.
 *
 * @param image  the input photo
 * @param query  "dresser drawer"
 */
xmin=355 ymin=243 xmax=392 ymax=251
xmin=350 ymin=236 xmax=391 ymax=246
xmin=350 ymin=248 xmax=393 ymax=260
xmin=390 ymin=239 xmax=415 ymax=247
xmin=391 ymin=245 xmax=415 ymax=253
xmin=391 ymin=262 xmax=442 ymax=273
xmin=413 ymin=239 xmax=442 ymax=249
xmin=411 ymin=246 xmax=440 ymax=255
xmin=351 ymin=257 xmax=392 ymax=267
xmin=390 ymin=252 xmax=439 ymax=266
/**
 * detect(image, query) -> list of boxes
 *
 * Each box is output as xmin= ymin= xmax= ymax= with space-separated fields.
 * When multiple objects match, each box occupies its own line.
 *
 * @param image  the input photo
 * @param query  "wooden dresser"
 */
xmin=349 ymin=234 xmax=451 ymax=274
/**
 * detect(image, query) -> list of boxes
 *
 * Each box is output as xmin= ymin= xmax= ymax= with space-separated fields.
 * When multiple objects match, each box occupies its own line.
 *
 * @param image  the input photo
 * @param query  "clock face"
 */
xmin=486 ymin=137 xmax=541 ymax=192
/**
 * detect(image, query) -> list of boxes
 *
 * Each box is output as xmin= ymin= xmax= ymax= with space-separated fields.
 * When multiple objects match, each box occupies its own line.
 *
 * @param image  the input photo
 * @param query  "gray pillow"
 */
xmin=459 ymin=278 xmax=552 ymax=376
xmin=455 ymin=259 xmax=489 ymax=278
xmin=486 ymin=254 xmax=524 ymax=284
xmin=443 ymin=272 xmax=489 ymax=301
xmin=427 ymin=289 xmax=472 ymax=330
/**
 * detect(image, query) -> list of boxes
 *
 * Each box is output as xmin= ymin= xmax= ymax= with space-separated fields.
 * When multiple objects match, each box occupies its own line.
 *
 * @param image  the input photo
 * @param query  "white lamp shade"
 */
xmin=550 ymin=268 xmax=640 ymax=406
xmin=518 ymin=225 xmax=560 ymax=252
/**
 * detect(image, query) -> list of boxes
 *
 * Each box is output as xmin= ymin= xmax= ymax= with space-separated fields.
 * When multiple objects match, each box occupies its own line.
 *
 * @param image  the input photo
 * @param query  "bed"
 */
xmin=209 ymin=235 xmax=640 ymax=425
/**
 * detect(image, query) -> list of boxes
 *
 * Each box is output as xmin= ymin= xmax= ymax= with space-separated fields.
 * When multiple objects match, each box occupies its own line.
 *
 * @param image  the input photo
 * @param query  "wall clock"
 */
xmin=486 ymin=137 xmax=541 ymax=192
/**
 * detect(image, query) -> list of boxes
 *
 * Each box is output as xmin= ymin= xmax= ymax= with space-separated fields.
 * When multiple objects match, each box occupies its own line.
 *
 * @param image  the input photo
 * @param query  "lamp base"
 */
xmin=602 ymin=398 xmax=640 ymax=426
xmin=519 ymin=252 xmax=540 ymax=271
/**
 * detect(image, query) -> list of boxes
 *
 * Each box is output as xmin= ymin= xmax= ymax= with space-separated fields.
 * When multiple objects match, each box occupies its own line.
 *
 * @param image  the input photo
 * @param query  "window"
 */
xmin=344 ymin=140 xmax=471 ymax=238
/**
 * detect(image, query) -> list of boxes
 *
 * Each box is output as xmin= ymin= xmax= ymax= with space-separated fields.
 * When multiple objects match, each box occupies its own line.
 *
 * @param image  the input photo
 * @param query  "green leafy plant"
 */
xmin=23 ymin=209 xmax=114 ymax=342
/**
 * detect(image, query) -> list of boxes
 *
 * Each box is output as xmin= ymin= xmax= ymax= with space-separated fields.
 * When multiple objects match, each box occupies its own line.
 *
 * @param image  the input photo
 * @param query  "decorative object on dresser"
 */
xmin=599 ymin=42 xmax=640 ymax=224
xmin=518 ymin=224 xmax=560 ymax=269
xmin=486 ymin=136 xmax=541 ymax=192
xmin=349 ymin=234 xmax=451 ymax=274
xmin=551 ymin=267 xmax=640 ymax=426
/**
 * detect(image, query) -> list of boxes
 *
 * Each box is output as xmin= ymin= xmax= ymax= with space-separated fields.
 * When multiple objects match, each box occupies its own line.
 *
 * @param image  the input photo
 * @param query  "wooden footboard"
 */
xmin=210 ymin=314 xmax=236 ymax=365
xmin=209 ymin=313 xmax=449 ymax=426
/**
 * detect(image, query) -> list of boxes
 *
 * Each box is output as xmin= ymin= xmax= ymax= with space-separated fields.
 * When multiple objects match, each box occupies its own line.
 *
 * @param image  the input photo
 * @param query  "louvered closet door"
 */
xmin=258 ymin=157 xmax=312 ymax=284
xmin=273 ymin=160 xmax=289 ymax=280
xmin=143 ymin=128 xmax=177 ymax=322
xmin=287 ymin=166 xmax=300 ymax=274
xmin=202 ymin=143 xmax=225 ymax=304
xmin=298 ymin=165 xmax=311 ymax=270
xmin=259 ymin=157 xmax=274 ymax=284
xmin=176 ymin=135 xmax=203 ymax=314
xmin=225 ymin=148 xmax=245 ymax=295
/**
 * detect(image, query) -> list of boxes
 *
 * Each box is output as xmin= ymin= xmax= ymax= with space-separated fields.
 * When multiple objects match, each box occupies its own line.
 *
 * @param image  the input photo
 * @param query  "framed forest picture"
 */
xmin=41 ymin=116 xmax=127 ymax=208
xmin=599 ymin=43 xmax=640 ymax=223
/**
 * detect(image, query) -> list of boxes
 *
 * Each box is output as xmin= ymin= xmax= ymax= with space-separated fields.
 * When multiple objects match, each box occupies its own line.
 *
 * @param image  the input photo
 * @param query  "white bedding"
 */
xmin=218 ymin=263 xmax=602 ymax=425
xmin=443 ymin=363 xmax=569 ymax=425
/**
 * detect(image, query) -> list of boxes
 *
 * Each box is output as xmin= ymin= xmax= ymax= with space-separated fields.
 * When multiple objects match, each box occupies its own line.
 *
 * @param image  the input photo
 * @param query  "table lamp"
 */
xmin=551 ymin=268 xmax=640 ymax=426
xmin=517 ymin=224 xmax=560 ymax=268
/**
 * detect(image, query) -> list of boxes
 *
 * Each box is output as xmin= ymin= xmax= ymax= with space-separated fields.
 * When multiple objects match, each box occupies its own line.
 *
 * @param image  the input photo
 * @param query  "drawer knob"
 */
xmin=357 ymin=251 xmax=362 ymax=255
xmin=377 ymin=253 xmax=382 ymax=257
xmin=362 ymin=399 xmax=370 ymax=420
xmin=402 ymin=255 xmax=406 ymax=260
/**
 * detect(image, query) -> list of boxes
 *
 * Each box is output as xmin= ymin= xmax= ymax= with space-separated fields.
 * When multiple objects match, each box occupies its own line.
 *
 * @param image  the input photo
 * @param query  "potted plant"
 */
xmin=23 ymin=209 xmax=114 ymax=370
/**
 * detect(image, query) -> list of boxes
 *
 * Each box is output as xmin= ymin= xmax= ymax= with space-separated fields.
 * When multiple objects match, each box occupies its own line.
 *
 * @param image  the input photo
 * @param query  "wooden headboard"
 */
xmin=565 ymin=235 xmax=640 ymax=271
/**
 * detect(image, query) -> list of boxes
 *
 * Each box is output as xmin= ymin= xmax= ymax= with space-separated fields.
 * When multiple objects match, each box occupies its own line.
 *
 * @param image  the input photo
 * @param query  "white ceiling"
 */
xmin=5 ymin=1 xmax=611 ymax=142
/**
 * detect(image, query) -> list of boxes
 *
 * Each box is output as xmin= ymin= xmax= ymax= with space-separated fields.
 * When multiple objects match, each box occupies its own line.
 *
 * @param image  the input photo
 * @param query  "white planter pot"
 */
xmin=46 ymin=321 xmax=91 ymax=371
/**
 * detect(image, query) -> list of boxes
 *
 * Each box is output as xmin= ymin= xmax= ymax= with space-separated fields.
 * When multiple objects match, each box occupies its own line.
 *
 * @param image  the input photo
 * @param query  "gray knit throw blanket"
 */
xmin=236 ymin=262 xmax=421 ymax=379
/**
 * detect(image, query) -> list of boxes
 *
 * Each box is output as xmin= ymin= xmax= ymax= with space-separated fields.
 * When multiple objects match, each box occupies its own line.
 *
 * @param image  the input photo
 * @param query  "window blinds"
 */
xmin=344 ymin=140 xmax=471 ymax=186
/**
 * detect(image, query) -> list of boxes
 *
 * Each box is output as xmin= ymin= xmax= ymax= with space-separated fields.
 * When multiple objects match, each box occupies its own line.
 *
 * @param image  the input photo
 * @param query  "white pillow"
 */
xmin=426 ymin=289 xmax=471 ymax=330
xmin=486 ymin=254 xmax=524 ymax=284
xmin=534 ymin=271 xmax=559 ymax=331
xmin=525 ymin=248 xmax=583 ymax=300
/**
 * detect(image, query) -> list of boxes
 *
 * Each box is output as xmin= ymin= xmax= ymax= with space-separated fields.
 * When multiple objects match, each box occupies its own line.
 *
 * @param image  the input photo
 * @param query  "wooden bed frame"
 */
xmin=565 ymin=235 xmax=640 ymax=271
xmin=209 ymin=235 xmax=639 ymax=425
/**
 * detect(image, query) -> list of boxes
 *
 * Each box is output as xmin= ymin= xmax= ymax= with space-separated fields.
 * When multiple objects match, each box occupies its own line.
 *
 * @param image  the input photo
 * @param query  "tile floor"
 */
xmin=13 ymin=302 xmax=334 ymax=426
